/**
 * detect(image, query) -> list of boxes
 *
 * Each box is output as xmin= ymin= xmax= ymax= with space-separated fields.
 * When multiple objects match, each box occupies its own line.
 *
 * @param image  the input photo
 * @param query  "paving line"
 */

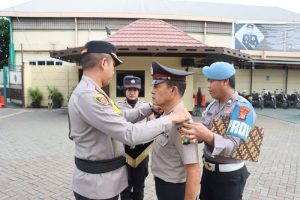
xmin=0 ymin=110 xmax=31 ymax=119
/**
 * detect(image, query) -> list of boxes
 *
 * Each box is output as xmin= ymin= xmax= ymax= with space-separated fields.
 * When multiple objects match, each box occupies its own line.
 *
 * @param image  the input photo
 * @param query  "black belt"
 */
xmin=75 ymin=156 xmax=126 ymax=174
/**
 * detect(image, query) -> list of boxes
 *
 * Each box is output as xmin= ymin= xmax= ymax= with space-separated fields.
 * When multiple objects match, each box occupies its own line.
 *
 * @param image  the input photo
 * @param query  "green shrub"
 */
xmin=28 ymin=87 xmax=43 ymax=103
xmin=48 ymin=86 xmax=63 ymax=103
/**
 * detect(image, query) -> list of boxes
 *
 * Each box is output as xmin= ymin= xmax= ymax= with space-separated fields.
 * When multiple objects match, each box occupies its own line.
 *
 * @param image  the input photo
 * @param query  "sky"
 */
xmin=0 ymin=0 xmax=299 ymax=14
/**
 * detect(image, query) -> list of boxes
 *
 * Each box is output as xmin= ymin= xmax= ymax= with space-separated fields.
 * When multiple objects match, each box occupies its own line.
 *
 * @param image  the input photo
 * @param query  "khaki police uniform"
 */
xmin=150 ymin=61 xmax=199 ymax=200
xmin=69 ymin=75 xmax=173 ymax=199
xmin=199 ymin=62 xmax=256 ymax=200
xmin=152 ymin=102 xmax=199 ymax=183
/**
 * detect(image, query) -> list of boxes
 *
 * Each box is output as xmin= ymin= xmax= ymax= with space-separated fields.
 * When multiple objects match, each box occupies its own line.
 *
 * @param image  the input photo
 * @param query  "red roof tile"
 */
xmin=105 ymin=19 xmax=206 ymax=47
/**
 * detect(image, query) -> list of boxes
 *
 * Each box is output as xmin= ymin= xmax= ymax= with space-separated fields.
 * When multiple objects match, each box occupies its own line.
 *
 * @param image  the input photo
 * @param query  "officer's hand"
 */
xmin=181 ymin=122 xmax=214 ymax=146
xmin=169 ymin=108 xmax=191 ymax=124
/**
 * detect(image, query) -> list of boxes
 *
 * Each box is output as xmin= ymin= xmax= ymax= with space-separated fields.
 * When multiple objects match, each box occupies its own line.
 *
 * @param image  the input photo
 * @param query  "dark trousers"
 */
xmin=120 ymin=156 xmax=149 ymax=200
xmin=199 ymin=165 xmax=250 ymax=200
xmin=154 ymin=176 xmax=185 ymax=200
xmin=74 ymin=192 xmax=118 ymax=200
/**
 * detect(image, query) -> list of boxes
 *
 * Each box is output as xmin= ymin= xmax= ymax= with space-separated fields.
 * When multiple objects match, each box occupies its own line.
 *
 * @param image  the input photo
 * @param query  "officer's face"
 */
xmin=151 ymin=82 xmax=173 ymax=107
xmin=125 ymin=88 xmax=139 ymax=100
xmin=207 ymin=79 xmax=226 ymax=99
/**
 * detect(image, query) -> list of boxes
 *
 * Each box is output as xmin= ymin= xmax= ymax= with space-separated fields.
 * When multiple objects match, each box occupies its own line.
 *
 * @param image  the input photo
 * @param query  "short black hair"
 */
xmin=228 ymin=75 xmax=235 ymax=89
xmin=166 ymin=81 xmax=186 ymax=97
xmin=81 ymin=53 xmax=111 ymax=71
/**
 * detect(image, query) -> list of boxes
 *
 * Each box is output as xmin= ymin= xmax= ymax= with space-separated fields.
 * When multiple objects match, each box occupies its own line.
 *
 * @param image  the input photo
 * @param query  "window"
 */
xmin=37 ymin=61 xmax=45 ymax=65
xmin=116 ymin=71 xmax=145 ymax=97
xmin=55 ymin=61 xmax=63 ymax=66
xmin=46 ymin=61 xmax=54 ymax=65
xmin=29 ymin=61 xmax=36 ymax=66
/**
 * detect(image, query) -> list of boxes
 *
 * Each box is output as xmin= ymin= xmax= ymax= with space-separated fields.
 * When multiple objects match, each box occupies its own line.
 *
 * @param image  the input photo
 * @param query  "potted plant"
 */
xmin=28 ymin=87 xmax=43 ymax=108
xmin=48 ymin=86 xmax=63 ymax=109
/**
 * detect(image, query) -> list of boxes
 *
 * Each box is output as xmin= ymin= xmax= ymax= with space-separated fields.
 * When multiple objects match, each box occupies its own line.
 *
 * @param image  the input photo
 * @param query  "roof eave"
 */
xmin=49 ymin=45 xmax=251 ymax=64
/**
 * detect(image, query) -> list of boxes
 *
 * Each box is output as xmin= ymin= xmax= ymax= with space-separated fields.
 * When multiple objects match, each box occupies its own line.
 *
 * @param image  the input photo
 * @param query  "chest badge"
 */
xmin=94 ymin=93 xmax=108 ymax=105
xmin=238 ymin=106 xmax=250 ymax=120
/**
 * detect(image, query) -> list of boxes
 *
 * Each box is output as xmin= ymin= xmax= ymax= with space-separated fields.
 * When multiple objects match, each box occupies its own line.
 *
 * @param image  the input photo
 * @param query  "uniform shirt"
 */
xmin=118 ymin=99 xmax=153 ymax=168
xmin=117 ymin=99 xmax=150 ymax=123
xmin=201 ymin=91 xmax=256 ymax=164
xmin=68 ymin=75 xmax=173 ymax=199
xmin=151 ymin=102 xmax=199 ymax=183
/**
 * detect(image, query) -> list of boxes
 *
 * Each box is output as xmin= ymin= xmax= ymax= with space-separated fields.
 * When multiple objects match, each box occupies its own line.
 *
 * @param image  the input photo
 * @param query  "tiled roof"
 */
xmin=105 ymin=19 xmax=206 ymax=47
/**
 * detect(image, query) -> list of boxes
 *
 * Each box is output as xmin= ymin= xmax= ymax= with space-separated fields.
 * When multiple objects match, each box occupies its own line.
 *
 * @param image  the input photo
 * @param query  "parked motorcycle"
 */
xmin=262 ymin=89 xmax=276 ymax=109
xmin=288 ymin=89 xmax=300 ymax=109
xmin=274 ymin=89 xmax=289 ymax=109
xmin=239 ymin=90 xmax=253 ymax=103
xmin=251 ymin=91 xmax=264 ymax=109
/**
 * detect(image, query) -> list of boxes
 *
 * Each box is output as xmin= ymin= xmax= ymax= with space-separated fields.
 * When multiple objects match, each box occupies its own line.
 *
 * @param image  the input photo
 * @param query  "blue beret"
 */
xmin=202 ymin=62 xmax=236 ymax=80
xmin=81 ymin=40 xmax=123 ymax=67
xmin=123 ymin=75 xmax=141 ymax=89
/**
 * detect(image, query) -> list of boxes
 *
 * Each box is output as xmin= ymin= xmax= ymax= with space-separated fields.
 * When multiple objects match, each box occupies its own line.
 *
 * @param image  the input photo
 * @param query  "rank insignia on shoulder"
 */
xmin=94 ymin=93 xmax=108 ymax=105
xmin=223 ymin=109 xmax=231 ymax=115
xmin=238 ymin=106 xmax=250 ymax=121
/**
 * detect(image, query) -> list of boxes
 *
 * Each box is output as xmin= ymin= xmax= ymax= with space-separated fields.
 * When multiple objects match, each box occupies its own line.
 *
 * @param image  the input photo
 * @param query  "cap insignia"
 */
xmin=131 ymin=79 xmax=136 ymax=84
xmin=81 ymin=48 xmax=88 ymax=55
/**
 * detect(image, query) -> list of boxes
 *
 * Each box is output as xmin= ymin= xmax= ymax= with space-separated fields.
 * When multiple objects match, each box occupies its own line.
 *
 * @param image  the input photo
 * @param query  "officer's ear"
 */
xmin=98 ymin=57 xmax=106 ymax=71
xmin=223 ymin=79 xmax=229 ymax=86
xmin=171 ymin=86 xmax=178 ymax=96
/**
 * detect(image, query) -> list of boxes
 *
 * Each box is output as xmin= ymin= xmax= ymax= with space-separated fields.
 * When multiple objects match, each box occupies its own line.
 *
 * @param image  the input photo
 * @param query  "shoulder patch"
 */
xmin=94 ymin=93 xmax=108 ymax=105
xmin=226 ymin=101 xmax=254 ymax=141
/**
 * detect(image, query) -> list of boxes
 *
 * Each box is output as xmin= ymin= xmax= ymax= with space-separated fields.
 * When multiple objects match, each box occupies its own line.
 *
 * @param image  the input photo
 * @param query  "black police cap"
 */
xmin=81 ymin=40 xmax=123 ymax=67
xmin=123 ymin=75 xmax=141 ymax=90
xmin=151 ymin=61 xmax=194 ymax=85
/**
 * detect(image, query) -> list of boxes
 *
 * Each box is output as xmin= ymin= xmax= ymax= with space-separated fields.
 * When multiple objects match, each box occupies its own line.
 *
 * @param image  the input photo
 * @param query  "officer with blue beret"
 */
xmin=68 ymin=41 xmax=192 ymax=200
xmin=150 ymin=61 xmax=200 ymax=200
xmin=181 ymin=61 xmax=256 ymax=200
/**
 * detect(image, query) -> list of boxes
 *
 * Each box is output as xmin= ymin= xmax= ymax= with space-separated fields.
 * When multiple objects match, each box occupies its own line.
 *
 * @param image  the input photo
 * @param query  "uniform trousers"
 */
xmin=121 ymin=156 xmax=149 ymax=200
xmin=199 ymin=165 xmax=250 ymax=200
xmin=73 ymin=192 xmax=118 ymax=200
xmin=154 ymin=176 xmax=185 ymax=200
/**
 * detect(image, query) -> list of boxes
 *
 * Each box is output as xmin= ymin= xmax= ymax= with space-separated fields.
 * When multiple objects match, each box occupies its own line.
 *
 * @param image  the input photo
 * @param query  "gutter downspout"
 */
xmin=250 ymin=62 xmax=254 ymax=93
xmin=8 ymin=17 xmax=16 ymax=70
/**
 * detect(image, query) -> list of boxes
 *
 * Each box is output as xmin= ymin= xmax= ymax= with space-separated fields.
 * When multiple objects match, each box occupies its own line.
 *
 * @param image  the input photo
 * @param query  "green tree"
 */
xmin=0 ymin=18 xmax=9 ymax=69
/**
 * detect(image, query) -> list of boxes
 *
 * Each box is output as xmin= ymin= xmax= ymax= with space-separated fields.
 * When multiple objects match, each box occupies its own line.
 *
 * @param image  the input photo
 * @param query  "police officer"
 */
xmin=150 ymin=62 xmax=200 ymax=200
xmin=181 ymin=62 xmax=256 ymax=200
xmin=68 ymin=41 xmax=191 ymax=200
xmin=119 ymin=75 xmax=152 ymax=200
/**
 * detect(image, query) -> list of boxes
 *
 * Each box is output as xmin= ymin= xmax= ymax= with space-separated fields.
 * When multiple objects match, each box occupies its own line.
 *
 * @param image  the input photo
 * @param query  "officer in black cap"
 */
xmin=68 ymin=42 xmax=192 ymax=200
xmin=81 ymin=40 xmax=122 ymax=67
xmin=150 ymin=61 xmax=200 ymax=200
xmin=119 ymin=75 xmax=153 ymax=200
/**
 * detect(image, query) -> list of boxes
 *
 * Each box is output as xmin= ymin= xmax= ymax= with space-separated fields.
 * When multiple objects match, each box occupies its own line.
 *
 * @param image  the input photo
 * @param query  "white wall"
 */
xmin=23 ymin=64 xmax=79 ymax=107
xmin=13 ymin=30 xmax=76 ymax=50
xmin=287 ymin=69 xmax=300 ymax=93
xmin=252 ymin=69 xmax=285 ymax=93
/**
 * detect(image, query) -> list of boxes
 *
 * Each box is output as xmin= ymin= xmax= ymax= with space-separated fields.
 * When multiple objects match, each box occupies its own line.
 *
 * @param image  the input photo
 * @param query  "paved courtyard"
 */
xmin=0 ymin=107 xmax=300 ymax=200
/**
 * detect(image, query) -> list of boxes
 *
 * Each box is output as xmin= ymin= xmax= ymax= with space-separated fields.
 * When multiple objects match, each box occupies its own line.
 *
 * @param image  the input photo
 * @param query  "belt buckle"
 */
xmin=204 ymin=161 xmax=215 ymax=172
